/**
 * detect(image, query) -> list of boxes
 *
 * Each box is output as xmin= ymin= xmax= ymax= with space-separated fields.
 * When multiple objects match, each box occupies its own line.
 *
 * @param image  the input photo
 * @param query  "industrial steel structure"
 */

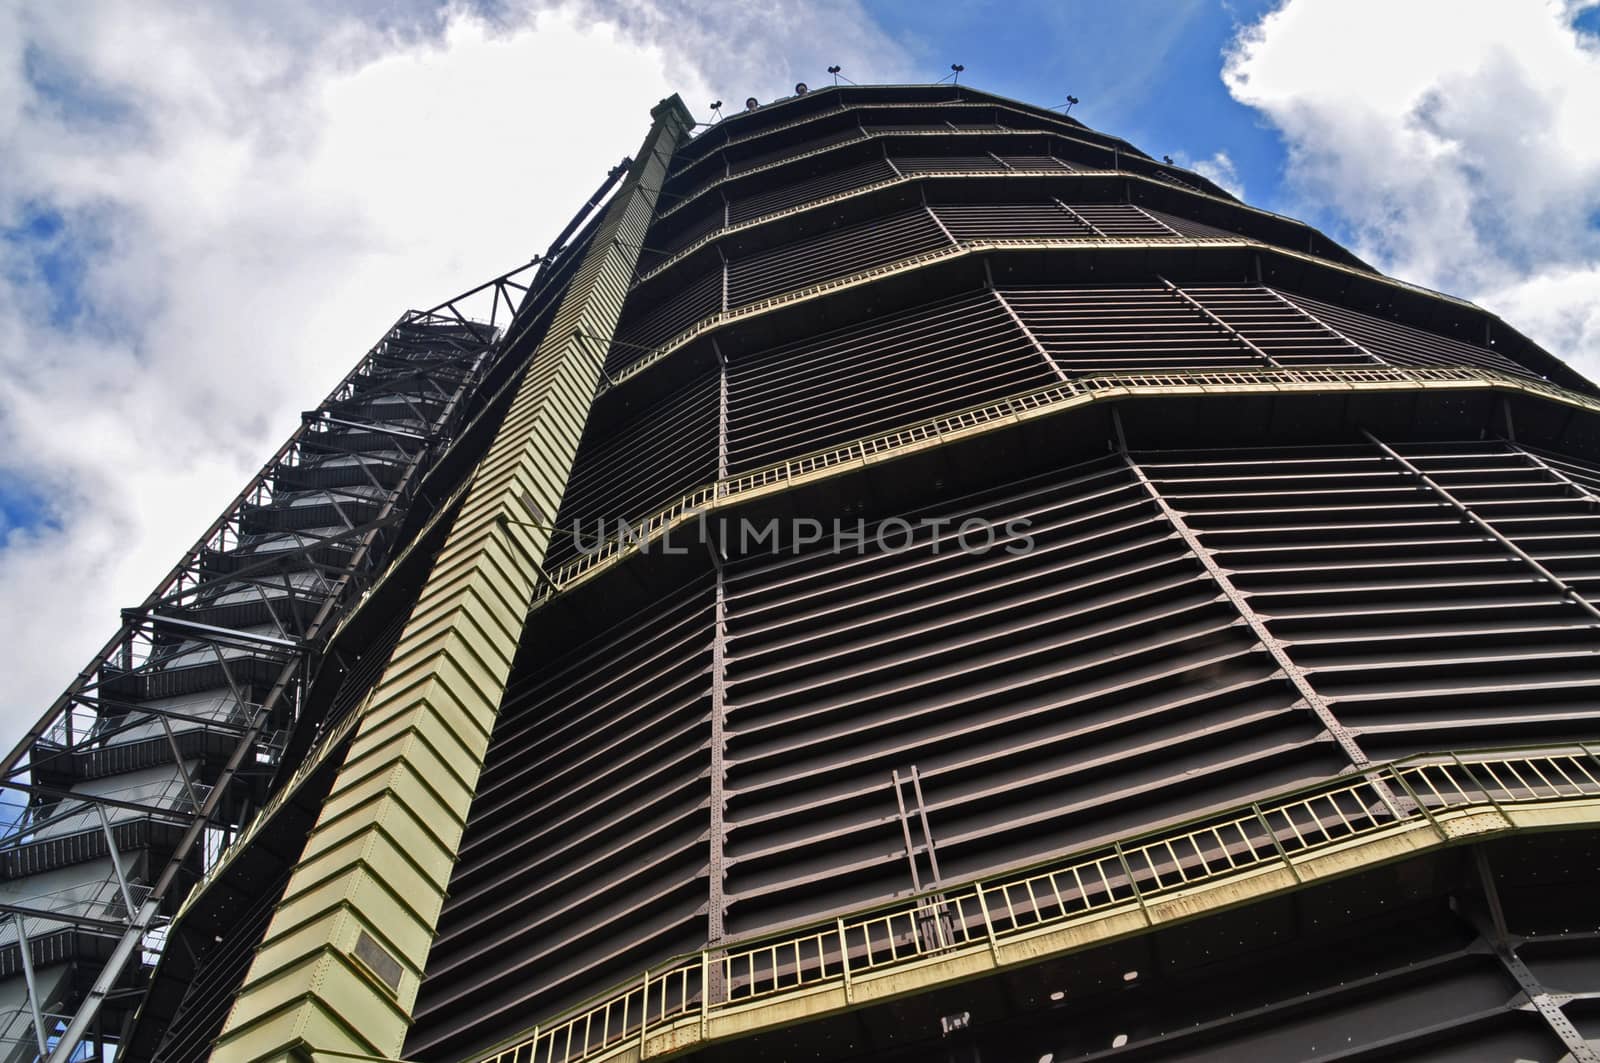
xmin=2 ymin=84 xmax=1598 ymax=1063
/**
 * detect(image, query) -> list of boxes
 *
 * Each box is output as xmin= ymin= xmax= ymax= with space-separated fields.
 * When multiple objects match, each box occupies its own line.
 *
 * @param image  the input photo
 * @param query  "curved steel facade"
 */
xmin=8 ymin=83 xmax=1596 ymax=1063
xmin=403 ymin=86 xmax=1600 ymax=1063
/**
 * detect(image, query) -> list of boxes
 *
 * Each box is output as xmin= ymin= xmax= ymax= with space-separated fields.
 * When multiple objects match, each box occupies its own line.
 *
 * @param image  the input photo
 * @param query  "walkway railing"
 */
xmin=533 ymin=363 xmax=1600 ymax=608
xmin=476 ymin=745 xmax=1600 ymax=1063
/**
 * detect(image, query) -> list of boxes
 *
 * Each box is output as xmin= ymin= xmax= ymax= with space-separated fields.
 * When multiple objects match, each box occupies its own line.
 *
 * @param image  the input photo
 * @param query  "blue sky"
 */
xmin=856 ymin=0 xmax=1599 ymax=271
xmin=0 ymin=0 xmax=1596 ymax=739
xmin=861 ymin=0 xmax=1288 ymax=203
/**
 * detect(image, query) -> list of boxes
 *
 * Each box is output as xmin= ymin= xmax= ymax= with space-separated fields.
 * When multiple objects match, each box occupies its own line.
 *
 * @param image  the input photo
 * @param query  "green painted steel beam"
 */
xmin=212 ymin=95 xmax=694 ymax=1063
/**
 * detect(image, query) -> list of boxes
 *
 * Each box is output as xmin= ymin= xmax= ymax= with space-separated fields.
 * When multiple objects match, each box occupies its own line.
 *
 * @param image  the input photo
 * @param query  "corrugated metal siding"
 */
xmin=728 ymin=157 xmax=897 ymax=224
xmin=720 ymin=456 xmax=1326 ymax=934
xmin=547 ymin=369 xmax=720 ymax=567
xmin=725 ymin=291 xmax=1054 ymax=471
xmin=1142 ymin=441 xmax=1600 ymax=760
xmin=1281 ymin=291 xmax=1536 ymax=377
xmin=414 ymin=580 xmax=715 ymax=1053
xmin=726 ymin=207 xmax=950 ymax=306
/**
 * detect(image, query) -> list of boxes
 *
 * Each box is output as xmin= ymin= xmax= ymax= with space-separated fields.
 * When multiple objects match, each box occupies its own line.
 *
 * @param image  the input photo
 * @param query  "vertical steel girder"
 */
xmin=34 ymin=317 xmax=499 ymax=1063
xmin=211 ymin=95 xmax=694 ymax=1063
xmin=3 ymin=257 xmax=552 ymax=1063
xmin=13 ymin=914 xmax=48 ymax=1056
xmin=707 ymin=553 xmax=730 ymax=948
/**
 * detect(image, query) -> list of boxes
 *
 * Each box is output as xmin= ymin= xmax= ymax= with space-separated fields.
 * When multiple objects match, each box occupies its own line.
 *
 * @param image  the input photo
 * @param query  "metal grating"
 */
xmin=607 ymin=268 xmax=721 ymax=374
xmin=995 ymin=154 xmax=1080 ymax=171
xmin=1183 ymin=285 xmax=1377 ymax=367
xmin=728 ymin=126 xmax=867 ymax=178
xmin=998 ymin=283 xmax=1525 ymax=377
xmin=929 ymin=202 xmax=1244 ymax=243
xmin=1056 ymin=203 xmax=1181 ymax=237
xmin=931 ymin=202 xmax=1098 ymax=240
xmin=639 ymin=208 xmax=721 ymax=273
xmin=1143 ymin=207 xmax=1239 ymax=238
xmin=891 ymin=154 xmax=1012 ymax=174
xmin=1002 ymin=285 xmax=1265 ymax=373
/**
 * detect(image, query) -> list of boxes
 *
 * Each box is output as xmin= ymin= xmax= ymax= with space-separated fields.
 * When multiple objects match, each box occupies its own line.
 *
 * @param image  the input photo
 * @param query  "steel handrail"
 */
xmin=531 ymin=363 xmax=1600 ymax=611
xmin=474 ymin=744 xmax=1600 ymax=1063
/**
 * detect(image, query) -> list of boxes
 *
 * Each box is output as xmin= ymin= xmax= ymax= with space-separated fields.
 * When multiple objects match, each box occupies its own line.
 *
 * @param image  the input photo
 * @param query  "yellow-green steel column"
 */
xmin=213 ymin=95 xmax=694 ymax=1063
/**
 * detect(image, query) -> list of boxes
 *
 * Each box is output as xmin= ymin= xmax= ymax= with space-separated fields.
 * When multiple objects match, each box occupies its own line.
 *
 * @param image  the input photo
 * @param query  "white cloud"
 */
xmin=1478 ymin=264 xmax=1600 ymax=369
xmin=0 ymin=0 xmax=909 ymax=740
xmin=1177 ymin=149 xmax=1245 ymax=199
xmin=1222 ymin=0 xmax=1600 ymax=370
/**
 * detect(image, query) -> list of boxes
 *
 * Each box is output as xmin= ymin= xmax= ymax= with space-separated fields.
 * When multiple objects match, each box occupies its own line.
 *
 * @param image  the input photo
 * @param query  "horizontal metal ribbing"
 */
xmin=604 ymin=237 xmax=1493 ymax=393
xmin=1118 ymin=432 xmax=1372 ymax=770
xmin=1364 ymin=431 xmax=1600 ymax=625
xmin=641 ymin=164 xmax=1330 ymax=292
xmin=1286 ymin=290 xmax=1534 ymax=377
xmin=406 ymin=581 xmax=717 ymax=1054
xmin=724 ymin=290 xmax=1054 ymax=473
xmin=531 ymin=365 xmax=1600 ymax=609
xmin=660 ymin=126 xmax=1208 ymax=225
xmin=669 ymin=98 xmax=1130 ymax=184
xmin=711 ymin=456 xmax=1289 ymax=936
xmin=1136 ymin=439 xmax=1600 ymax=755
xmin=667 ymin=124 xmax=1110 ymax=215
xmin=546 ymin=370 xmax=720 ymax=568
xmin=469 ymin=743 xmax=1600 ymax=1063
xmin=613 ymin=238 xmax=1253 ymax=384
xmin=723 ymin=206 xmax=951 ymax=308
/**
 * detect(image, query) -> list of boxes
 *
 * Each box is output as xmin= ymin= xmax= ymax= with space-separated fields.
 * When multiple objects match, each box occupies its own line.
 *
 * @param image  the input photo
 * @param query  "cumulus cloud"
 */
xmin=1176 ymin=149 xmax=1245 ymax=199
xmin=1222 ymin=0 xmax=1600 ymax=370
xmin=1478 ymin=263 xmax=1600 ymax=368
xmin=0 ymin=0 xmax=909 ymax=740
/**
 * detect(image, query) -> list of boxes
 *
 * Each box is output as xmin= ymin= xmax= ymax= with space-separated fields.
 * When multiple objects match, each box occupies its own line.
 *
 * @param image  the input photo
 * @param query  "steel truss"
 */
xmin=0 ymin=260 xmax=546 ymax=1063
